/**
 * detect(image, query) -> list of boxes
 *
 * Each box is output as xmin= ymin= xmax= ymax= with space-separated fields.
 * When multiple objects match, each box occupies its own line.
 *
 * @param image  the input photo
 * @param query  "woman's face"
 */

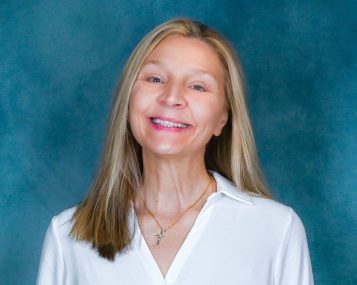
xmin=129 ymin=34 xmax=228 ymax=158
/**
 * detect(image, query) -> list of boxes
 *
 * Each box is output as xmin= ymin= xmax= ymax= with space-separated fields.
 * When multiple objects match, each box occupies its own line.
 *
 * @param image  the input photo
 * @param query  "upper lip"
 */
xmin=150 ymin=116 xmax=191 ymax=126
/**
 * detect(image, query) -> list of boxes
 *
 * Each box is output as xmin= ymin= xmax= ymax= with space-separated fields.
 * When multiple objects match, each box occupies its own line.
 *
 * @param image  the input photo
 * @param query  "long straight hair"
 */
xmin=71 ymin=17 xmax=273 ymax=260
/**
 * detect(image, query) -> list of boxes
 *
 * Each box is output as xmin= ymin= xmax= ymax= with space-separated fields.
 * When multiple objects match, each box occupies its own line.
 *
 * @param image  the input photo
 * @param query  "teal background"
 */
xmin=1 ymin=1 xmax=356 ymax=284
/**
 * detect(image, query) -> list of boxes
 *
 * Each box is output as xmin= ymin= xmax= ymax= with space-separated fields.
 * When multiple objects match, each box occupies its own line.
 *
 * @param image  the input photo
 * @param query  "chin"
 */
xmin=143 ymin=142 xmax=205 ymax=159
xmin=147 ymin=146 xmax=184 ymax=156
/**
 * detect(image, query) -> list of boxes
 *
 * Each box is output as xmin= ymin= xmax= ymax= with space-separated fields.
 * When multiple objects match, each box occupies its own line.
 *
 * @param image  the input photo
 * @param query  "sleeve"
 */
xmin=36 ymin=216 xmax=65 ymax=285
xmin=274 ymin=207 xmax=315 ymax=285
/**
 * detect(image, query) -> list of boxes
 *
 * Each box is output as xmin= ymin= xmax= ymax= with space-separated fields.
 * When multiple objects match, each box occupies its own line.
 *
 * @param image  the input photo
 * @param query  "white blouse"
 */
xmin=37 ymin=171 xmax=314 ymax=285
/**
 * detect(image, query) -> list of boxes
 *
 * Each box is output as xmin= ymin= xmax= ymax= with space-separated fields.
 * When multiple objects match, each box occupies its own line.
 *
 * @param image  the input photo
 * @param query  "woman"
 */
xmin=37 ymin=18 xmax=314 ymax=284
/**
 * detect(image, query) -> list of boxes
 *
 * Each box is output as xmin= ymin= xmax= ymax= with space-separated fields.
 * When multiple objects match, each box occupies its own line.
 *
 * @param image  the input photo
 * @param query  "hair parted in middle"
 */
xmin=71 ymin=17 xmax=273 ymax=261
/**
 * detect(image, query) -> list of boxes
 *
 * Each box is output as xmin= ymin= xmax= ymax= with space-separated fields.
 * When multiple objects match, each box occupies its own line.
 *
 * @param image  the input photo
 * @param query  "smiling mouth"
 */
xmin=150 ymin=117 xmax=191 ymax=129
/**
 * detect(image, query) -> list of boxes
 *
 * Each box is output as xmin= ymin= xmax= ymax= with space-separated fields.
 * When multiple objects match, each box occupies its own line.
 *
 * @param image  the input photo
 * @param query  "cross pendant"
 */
xmin=155 ymin=228 xmax=166 ymax=245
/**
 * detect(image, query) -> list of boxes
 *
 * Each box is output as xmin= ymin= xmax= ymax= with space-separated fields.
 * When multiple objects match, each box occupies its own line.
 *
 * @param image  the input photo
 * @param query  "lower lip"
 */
xmin=149 ymin=118 xmax=191 ymax=132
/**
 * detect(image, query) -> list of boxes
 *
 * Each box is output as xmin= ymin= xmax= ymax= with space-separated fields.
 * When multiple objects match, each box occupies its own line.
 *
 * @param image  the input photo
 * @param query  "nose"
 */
xmin=157 ymin=81 xmax=188 ymax=109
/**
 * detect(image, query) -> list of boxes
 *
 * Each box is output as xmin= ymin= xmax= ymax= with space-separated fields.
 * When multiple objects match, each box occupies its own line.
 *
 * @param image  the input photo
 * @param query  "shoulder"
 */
xmin=256 ymin=195 xmax=306 ymax=233
xmin=212 ymin=170 xmax=291 ymax=215
xmin=48 ymin=206 xmax=77 ymax=238
xmin=52 ymin=206 xmax=77 ymax=225
xmin=250 ymin=194 xmax=292 ymax=218
xmin=242 ymin=193 xmax=308 ymax=241
xmin=211 ymin=170 xmax=304 ymax=231
xmin=53 ymin=206 xmax=77 ymax=222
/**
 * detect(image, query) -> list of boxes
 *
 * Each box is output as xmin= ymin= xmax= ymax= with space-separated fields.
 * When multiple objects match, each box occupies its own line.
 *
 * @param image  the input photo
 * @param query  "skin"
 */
xmin=128 ymin=34 xmax=228 ymax=276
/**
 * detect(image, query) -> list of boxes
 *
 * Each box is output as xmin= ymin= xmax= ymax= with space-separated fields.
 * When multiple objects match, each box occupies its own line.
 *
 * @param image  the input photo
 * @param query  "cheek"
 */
xmin=128 ymin=87 xmax=153 ymax=138
xmin=128 ymin=83 xmax=141 ymax=109
xmin=128 ymin=90 xmax=143 ymax=131
xmin=129 ymin=82 xmax=156 ymax=114
xmin=129 ymin=88 xmax=146 ymax=118
xmin=128 ymin=94 xmax=144 ymax=145
xmin=193 ymin=98 xmax=225 ymax=123
xmin=199 ymin=104 xmax=227 ymax=137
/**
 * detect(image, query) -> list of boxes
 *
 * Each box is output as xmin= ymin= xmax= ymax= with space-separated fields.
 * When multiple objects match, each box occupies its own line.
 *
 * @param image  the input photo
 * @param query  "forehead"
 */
xmin=142 ymin=35 xmax=225 ymax=79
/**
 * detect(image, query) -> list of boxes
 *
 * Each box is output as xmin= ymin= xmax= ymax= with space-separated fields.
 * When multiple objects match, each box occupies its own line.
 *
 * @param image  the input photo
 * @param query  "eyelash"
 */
xmin=144 ymin=75 xmax=208 ymax=92
xmin=146 ymin=76 xmax=164 ymax=83
xmin=190 ymin=84 xmax=206 ymax=92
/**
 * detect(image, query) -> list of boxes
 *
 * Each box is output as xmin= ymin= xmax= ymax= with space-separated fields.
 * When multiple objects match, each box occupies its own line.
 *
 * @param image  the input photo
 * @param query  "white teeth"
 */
xmin=152 ymin=118 xmax=189 ymax=128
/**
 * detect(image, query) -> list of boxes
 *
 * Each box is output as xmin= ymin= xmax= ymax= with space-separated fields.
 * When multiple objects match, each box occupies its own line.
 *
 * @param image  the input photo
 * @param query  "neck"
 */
xmin=136 ymin=150 xmax=214 ymax=215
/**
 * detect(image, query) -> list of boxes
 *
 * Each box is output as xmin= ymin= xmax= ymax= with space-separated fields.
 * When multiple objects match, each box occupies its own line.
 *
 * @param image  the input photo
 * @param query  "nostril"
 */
xmin=158 ymin=94 xmax=187 ymax=108
xmin=157 ymin=84 xmax=188 ymax=107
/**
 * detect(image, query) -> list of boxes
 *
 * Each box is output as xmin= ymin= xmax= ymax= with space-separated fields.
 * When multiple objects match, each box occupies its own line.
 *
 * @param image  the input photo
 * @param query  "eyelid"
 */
xmin=146 ymin=73 xmax=166 ymax=83
xmin=190 ymin=81 xmax=209 ymax=92
xmin=191 ymin=85 xmax=206 ymax=92
xmin=138 ymin=66 xmax=165 ymax=79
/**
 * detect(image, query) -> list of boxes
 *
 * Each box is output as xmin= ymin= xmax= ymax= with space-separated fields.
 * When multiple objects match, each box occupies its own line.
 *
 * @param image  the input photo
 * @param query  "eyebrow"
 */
xmin=141 ymin=59 xmax=219 ymax=84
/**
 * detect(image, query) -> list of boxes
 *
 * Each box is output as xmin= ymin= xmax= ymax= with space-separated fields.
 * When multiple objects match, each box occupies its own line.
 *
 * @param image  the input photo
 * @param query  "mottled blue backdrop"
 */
xmin=1 ymin=1 xmax=356 ymax=284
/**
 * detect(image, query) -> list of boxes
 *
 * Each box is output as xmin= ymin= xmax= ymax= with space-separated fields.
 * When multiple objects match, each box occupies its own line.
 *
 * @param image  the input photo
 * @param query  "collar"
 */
xmin=209 ymin=170 xmax=254 ymax=206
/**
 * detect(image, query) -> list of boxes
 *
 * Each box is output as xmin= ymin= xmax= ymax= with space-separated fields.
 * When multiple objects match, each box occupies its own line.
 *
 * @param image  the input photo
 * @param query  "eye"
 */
xmin=147 ymin=76 xmax=164 ymax=83
xmin=190 ymin=84 xmax=206 ymax=92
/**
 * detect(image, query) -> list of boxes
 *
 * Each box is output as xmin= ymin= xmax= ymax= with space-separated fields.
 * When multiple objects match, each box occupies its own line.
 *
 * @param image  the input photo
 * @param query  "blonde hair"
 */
xmin=71 ymin=17 xmax=273 ymax=260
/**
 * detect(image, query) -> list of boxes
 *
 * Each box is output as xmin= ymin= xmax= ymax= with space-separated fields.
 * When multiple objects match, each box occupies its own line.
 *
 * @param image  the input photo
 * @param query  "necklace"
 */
xmin=137 ymin=175 xmax=213 ymax=245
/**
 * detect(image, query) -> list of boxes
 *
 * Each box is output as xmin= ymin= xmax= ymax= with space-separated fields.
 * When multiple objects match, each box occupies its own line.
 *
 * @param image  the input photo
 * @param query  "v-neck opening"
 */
xmin=132 ymin=197 xmax=217 ymax=284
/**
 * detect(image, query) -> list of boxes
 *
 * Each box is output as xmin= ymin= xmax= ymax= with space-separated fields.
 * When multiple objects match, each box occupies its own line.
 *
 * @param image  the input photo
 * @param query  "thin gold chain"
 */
xmin=139 ymin=176 xmax=212 ymax=232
